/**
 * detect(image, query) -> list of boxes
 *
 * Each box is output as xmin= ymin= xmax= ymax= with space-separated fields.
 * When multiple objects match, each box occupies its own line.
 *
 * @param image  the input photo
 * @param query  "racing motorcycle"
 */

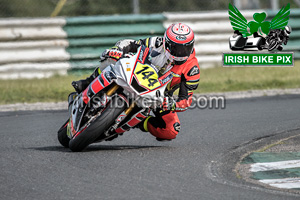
xmin=229 ymin=30 xmax=265 ymax=50
xmin=265 ymin=26 xmax=292 ymax=51
xmin=57 ymin=45 xmax=173 ymax=152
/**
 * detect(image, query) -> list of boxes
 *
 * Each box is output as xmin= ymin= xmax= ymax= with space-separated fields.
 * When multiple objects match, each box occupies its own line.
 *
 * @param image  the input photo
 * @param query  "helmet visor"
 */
xmin=165 ymin=38 xmax=194 ymax=61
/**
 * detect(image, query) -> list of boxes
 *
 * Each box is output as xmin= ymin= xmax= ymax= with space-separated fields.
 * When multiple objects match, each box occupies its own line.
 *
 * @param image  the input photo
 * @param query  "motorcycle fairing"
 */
xmin=114 ymin=108 xmax=150 ymax=134
xmin=82 ymin=71 xmax=114 ymax=104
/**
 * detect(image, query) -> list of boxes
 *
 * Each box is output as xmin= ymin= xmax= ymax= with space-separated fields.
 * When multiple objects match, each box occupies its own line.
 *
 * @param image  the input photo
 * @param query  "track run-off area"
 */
xmin=0 ymin=94 xmax=300 ymax=200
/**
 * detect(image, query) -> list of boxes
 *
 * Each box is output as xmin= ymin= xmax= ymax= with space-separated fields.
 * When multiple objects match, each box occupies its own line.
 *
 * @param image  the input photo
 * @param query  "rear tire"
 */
xmin=69 ymin=96 xmax=127 ymax=152
xmin=57 ymin=120 xmax=70 ymax=148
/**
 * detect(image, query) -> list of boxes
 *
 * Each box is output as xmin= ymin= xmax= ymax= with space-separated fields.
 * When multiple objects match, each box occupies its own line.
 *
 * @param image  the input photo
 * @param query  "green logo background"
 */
xmin=228 ymin=3 xmax=290 ymax=37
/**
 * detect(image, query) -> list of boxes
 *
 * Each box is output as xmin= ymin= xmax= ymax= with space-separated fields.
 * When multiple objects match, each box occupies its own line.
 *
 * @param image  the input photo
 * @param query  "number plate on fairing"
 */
xmin=133 ymin=62 xmax=161 ymax=90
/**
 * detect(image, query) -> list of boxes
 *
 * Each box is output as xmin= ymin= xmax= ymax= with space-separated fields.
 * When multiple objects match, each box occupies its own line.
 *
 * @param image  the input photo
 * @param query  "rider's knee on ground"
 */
xmin=147 ymin=121 xmax=180 ymax=140
xmin=144 ymin=111 xmax=181 ymax=140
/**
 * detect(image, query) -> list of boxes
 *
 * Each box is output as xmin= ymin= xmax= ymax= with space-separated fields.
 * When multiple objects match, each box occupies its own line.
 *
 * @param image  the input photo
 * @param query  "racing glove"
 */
xmin=162 ymin=96 xmax=176 ymax=111
xmin=100 ymin=48 xmax=123 ymax=62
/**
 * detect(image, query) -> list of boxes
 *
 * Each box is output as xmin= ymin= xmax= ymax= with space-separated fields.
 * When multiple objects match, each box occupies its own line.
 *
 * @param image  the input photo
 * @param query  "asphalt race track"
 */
xmin=1 ymin=95 xmax=300 ymax=200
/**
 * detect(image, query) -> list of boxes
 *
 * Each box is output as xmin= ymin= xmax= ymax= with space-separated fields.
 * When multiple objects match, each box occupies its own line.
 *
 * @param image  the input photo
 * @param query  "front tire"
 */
xmin=57 ymin=120 xmax=70 ymax=148
xmin=268 ymin=40 xmax=278 ymax=51
xmin=69 ymin=96 xmax=127 ymax=152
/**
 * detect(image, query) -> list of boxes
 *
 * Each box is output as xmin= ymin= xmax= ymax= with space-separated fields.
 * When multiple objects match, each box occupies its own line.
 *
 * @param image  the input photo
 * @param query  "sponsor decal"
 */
xmin=176 ymin=35 xmax=187 ymax=41
xmin=161 ymin=73 xmax=173 ymax=84
xmin=155 ymin=37 xmax=163 ymax=48
xmin=138 ymin=48 xmax=144 ymax=62
xmin=156 ymin=90 xmax=161 ymax=98
xmin=187 ymin=66 xmax=200 ymax=76
xmin=173 ymin=122 xmax=181 ymax=132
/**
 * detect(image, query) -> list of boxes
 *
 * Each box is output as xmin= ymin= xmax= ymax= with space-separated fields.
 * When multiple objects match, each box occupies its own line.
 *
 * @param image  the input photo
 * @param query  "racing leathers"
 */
xmin=74 ymin=37 xmax=200 ymax=141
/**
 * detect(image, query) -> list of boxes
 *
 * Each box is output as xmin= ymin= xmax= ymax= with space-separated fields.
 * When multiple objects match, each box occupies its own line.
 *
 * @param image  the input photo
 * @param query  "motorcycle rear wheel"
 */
xmin=68 ymin=96 xmax=127 ymax=152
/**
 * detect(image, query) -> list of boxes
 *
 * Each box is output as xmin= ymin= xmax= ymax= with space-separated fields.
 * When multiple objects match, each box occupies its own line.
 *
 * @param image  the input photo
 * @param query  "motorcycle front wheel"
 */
xmin=57 ymin=120 xmax=70 ymax=148
xmin=268 ymin=40 xmax=278 ymax=51
xmin=68 ymin=95 xmax=127 ymax=152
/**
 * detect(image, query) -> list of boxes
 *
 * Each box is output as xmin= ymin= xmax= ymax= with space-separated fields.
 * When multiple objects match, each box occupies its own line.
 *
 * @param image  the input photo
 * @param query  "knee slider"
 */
xmin=173 ymin=122 xmax=181 ymax=133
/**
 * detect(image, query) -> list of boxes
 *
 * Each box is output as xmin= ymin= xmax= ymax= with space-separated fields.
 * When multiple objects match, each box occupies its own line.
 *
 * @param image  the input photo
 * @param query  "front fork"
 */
xmin=107 ymin=82 xmax=137 ymax=117
xmin=103 ymin=83 xmax=137 ymax=138
xmin=106 ymin=83 xmax=119 ymax=96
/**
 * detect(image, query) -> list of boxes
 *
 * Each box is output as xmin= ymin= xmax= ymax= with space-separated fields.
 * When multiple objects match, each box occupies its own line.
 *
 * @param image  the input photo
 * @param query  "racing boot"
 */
xmin=138 ymin=116 xmax=152 ymax=132
xmin=72 ymin=67 xmax=101 ymax=93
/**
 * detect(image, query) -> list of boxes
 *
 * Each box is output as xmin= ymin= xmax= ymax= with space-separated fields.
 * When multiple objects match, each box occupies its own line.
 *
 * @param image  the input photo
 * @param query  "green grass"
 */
xmin=0 ymin=62 xmax=299 ymax=105
xmin=0 ymin=74 xmax=87 ymax=105
xmin=196 ymin=61 xmax=300 ymax=93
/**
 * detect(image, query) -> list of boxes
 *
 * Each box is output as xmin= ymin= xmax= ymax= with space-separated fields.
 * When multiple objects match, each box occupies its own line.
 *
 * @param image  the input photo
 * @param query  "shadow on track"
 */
xmin=27 ymin=145 xmax=166 ymax=152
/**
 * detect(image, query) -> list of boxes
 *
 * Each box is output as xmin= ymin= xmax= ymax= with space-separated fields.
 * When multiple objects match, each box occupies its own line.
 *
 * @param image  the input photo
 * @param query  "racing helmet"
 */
xmin=163 ymin=23 xmax=195 ymax=65
xmin=284 ymin=26 xmax=292 ymax=35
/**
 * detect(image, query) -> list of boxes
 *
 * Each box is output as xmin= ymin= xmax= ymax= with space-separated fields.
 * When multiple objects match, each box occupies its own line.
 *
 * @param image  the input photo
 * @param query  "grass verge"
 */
xmin=195 ymin=61 xmax=300 ymax=93
xmin=0 ymin=62 xmax=299 ymax=105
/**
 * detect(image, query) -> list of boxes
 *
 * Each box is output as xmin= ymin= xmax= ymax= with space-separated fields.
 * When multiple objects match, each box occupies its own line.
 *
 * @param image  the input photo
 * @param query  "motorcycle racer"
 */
xmin=266 ymin=26 xmax=292 ymax=51
xmin=72 ymin=23 xmax=200 ymax=141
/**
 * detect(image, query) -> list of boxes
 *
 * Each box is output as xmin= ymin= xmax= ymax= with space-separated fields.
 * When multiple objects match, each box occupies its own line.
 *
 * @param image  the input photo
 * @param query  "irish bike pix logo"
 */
xmin=223 ymin=3 xmax=294 ymax=67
